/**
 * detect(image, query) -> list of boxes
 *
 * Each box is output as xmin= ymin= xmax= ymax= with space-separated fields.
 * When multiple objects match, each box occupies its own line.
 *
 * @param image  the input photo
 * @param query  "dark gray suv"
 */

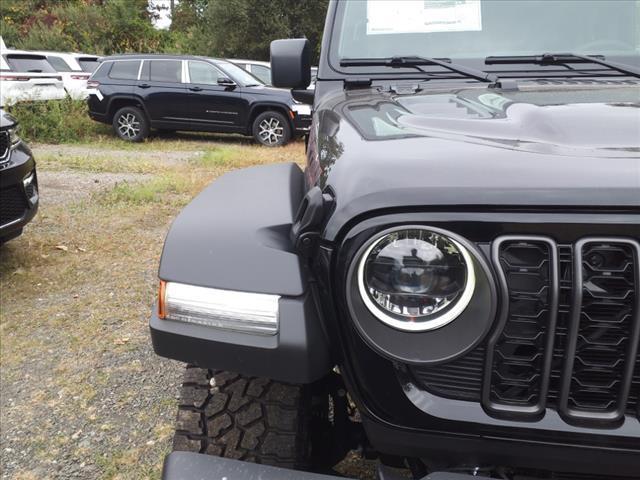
xmin=87 ymin=55 xmax=311 ymax=146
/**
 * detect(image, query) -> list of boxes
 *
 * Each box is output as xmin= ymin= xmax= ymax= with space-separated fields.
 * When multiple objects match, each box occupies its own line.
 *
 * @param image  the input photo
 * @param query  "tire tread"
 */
xmin=172 ymin=366 xmax=309 ymax=469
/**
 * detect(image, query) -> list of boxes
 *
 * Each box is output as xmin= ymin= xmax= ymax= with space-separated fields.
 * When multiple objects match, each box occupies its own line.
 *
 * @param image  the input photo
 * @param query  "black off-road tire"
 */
xmin=252 ymin=111 xmax=292 ymax=147
xmin=112 ymin=106 xmax=149 ymax=142
xmin=172 ymin=366 xmax=312 ymax=469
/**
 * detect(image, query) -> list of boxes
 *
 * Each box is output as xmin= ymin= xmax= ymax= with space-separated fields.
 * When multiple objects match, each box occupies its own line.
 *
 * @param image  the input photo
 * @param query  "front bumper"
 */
xmin=0 ymin=141 xmax=39 ymax=241
xmin=162 ymin=452 xmax=483 ymax=480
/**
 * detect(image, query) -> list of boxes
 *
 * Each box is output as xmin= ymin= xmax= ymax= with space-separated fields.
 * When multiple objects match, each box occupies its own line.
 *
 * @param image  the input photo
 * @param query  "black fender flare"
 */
xmin=106 ymin=94 xmax=150 ymax=122
xmin=150 ymin=162 xmax=333 ymax=384
xmin=247 ymin=101 xmax=295 ymax=131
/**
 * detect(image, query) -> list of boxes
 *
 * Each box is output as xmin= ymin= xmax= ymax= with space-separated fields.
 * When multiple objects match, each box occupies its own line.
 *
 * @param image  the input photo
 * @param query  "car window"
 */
xmin=149 ymin=60 xmax=182 ymax=83
xmin=4 ymin=54 xmax=56 ymax=73
xmin=251 ymin=64 xmax=271 ymax=84
xmin=188 ymin=61 xmax=222 ymax=85
xmin=47 ymin=56 xmax=73 ymax=72
xmin=109 ymin=60 xmax=140 ymax=80
xmin=214 ymin=60 xmax=264 ymax=86
xmin=78 ymin=57 xmax=99 ymax=73
xmin=90 ymin=61 xmax=109 ymax=79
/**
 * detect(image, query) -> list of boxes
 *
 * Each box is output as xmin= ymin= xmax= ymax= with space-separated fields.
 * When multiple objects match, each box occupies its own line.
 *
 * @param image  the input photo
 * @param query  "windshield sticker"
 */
xmin=367 ymin=0 xmax=482 ymax=35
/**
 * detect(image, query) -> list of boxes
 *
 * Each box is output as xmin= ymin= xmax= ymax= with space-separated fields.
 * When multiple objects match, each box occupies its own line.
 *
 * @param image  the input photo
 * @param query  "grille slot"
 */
xmin=409 ymin=237 xmax=640 ymax=428
xmin=0 ymin=185 xmax=28 ymax=227
xmin=0 ymin=131 xmax=9 ymax=161
xmin=558 ymin=239 xmax=640 ymax=426
xmin=483 ymin=237 xmax=558 ymax=419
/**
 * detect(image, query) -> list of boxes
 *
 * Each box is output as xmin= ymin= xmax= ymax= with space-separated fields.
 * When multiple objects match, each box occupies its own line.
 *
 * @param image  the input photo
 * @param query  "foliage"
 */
xmin=171 ymin=0 xmax=329 ymax=62
xmin=7 ymin=98 xmax=109 ymax=143
xmin=1 ymin=0 xmax=165 ymax=54
xmin=1 ymin=0 xmax=329 ymax=62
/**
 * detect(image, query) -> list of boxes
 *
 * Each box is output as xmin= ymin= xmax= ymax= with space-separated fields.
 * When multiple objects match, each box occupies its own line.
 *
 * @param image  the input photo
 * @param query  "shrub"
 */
xmin=7 ymin=98 xmax=110 ymax=144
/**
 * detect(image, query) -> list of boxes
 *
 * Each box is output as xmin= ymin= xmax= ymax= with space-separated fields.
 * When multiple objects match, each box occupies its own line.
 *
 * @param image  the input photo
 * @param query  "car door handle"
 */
xmin=138 ymin=83 xmax=151 ymax=89
xmin=189 ymin=86 xmax=203 ymax=92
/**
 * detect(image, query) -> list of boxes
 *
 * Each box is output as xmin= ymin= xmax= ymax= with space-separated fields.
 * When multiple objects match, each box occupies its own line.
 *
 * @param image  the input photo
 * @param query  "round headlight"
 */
xmin=357 ymin=228 xmax=475 ymax=332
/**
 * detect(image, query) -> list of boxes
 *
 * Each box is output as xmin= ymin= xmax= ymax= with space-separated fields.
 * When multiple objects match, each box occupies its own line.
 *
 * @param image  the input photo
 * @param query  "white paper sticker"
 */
xmin=367 ymin=0 xmax=482 ymax=35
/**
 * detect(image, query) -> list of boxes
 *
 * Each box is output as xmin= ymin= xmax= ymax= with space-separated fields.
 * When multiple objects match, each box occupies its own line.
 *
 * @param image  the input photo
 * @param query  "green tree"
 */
xmin=170 ymin=0 xmax=329 ymax=62
xmin=0 ymin=0 xmax=161 ymax=54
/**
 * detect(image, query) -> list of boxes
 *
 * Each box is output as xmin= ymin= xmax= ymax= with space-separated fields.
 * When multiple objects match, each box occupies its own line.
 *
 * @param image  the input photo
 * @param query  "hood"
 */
xmin=247 ymin=84 xmax=295 ymax=103
xmin=310 ymin=83 xmax=640 ymax=239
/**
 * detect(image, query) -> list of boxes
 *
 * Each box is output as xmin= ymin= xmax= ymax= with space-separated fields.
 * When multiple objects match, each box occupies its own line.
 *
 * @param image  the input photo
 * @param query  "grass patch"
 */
xmin=98 ymin=176 xmax=191 ymax=205
xmin=195 ymin=147 xmax=240 ymax=168
xmin=7 ymin=98 xmax=109 ymax=144
xmin=36 ymin=153 xmax=168 ymax=174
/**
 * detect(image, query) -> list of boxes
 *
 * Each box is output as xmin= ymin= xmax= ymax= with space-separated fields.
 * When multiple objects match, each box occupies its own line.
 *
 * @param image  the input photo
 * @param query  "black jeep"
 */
xmin=151 ymin=1 xmax=640 ymax=479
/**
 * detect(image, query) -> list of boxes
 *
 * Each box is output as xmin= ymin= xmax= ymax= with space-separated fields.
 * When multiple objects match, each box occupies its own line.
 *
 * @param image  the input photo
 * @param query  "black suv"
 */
xmin=86 ymin=54 xmax=311 ymax=146
xmin=0 ymin=109 xmax=38 ymax=244
xmin=151 ymin=1 xmax=640 ymax=479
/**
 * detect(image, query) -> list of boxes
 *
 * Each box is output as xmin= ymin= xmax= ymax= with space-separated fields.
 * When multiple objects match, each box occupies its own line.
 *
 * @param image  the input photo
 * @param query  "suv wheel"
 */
xmin=173 ymin=366 xmax=316 ymax=470
xmin=252 ymin=111 xmax=291 ymax=147
xmin=112 ymin=106 xmax=149 ymax=142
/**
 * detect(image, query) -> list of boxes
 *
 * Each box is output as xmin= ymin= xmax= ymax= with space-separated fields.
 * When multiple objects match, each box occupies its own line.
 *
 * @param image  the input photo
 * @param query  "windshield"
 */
xmin=4 ymin=54 xmax=57 ymax=73
xmin=214 ymin=60 xmax=264 ymax=86
xmin=334 ymin=0 xmax=640 ymax=63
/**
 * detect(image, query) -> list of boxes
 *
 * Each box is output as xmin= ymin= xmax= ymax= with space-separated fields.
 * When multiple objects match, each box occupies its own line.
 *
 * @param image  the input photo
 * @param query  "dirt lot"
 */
xmin=0 ymin=134 xmax=347 ymax=479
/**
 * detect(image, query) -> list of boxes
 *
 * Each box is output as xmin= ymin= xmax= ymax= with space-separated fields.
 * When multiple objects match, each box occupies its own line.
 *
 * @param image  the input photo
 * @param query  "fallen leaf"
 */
xmin=77 ymin=247 xmax=87 ymax=252
xmin=114 ymin=337 xmax=130 ymax=345
xmin=55 ymin=245 xmax=68 ymax=252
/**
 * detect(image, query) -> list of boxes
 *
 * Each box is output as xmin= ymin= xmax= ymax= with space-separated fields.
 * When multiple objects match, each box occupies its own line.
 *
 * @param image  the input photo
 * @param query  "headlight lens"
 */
xmin=357 ymin=228 xmax=475 ymax=331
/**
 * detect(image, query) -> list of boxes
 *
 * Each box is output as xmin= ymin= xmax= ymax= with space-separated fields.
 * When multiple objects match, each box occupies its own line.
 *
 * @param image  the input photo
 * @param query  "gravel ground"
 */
xmin=0 ymin=141 xmax=377 ymax=480
xmin=39 ymin=171 xmax=153 ymax=206
xmin=1 ymin=144 xmax=190 ymax=480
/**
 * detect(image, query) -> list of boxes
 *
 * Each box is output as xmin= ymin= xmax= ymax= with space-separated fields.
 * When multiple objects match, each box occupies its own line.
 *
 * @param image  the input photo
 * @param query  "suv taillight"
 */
xmin=71 ymin=74 xmax=90 ymax=80
xmin=87 ymin=80 xmax=100 ymax=88
xmin=0 ymin=75 xmax=29 ymax=81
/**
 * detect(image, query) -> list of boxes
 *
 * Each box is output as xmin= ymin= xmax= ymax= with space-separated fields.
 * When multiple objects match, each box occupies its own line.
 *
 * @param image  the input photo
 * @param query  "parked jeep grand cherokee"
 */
xmin=151 ymin=1 xmax=640 ymax=479
xmin=0 ymin=109 xmax=38 ymax=243
xmin=86 ymin=54 xmax=311 ymax=146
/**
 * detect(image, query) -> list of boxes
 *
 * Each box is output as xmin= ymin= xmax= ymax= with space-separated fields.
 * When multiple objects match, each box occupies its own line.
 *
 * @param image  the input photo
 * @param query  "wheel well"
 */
xmin=108 ymin=98 xmax=146 ymax=123
xmin=249 ymin=104 xmax=293 ymax=134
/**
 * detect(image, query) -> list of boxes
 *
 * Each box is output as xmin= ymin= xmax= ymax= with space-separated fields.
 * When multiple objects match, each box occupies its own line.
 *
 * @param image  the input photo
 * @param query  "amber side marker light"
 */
xmin=158 ymin=280 xmax=167 ymax=319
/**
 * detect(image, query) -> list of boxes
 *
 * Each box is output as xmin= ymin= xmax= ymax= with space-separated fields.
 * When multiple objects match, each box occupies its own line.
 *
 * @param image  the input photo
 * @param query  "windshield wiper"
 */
xmin=485 ymin=53 xmax=640 ymax=79
xmin=341 ymin=56 xmax=499 ymax=84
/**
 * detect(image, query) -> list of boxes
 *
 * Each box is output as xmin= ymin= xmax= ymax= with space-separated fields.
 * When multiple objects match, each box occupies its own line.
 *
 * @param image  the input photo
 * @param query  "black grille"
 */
xmin=0 ymin=185 xmax=28 ymax=226
xmin=0 ymin=131 xmax=9 ymax=161
xmin=558 ymin=240 xmax=640 ymax=425
xmin=411 ymin=237 xmax=640 ymax=428
xmin=483 ymin=238 xmax=558 ymax=418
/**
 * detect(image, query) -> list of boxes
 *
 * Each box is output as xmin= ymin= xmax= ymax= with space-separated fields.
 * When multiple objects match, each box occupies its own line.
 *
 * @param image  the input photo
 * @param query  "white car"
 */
xmin=228 ymin=59 xmax=272 ymax=85
xmin=230 ymin=59 xmax=317 ymax=89
xmin=0 ymin=51 xmax=66 ymax=106
xmin=7 ymin=50 xmax=100 ymax=99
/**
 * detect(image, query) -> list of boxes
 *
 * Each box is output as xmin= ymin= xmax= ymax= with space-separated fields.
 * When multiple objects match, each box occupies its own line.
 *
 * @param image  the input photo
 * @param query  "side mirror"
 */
xmin=217 ymin=77 xmax=236 ymax=87
xmin=270 ymin=38 xmax=311 ymax=90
